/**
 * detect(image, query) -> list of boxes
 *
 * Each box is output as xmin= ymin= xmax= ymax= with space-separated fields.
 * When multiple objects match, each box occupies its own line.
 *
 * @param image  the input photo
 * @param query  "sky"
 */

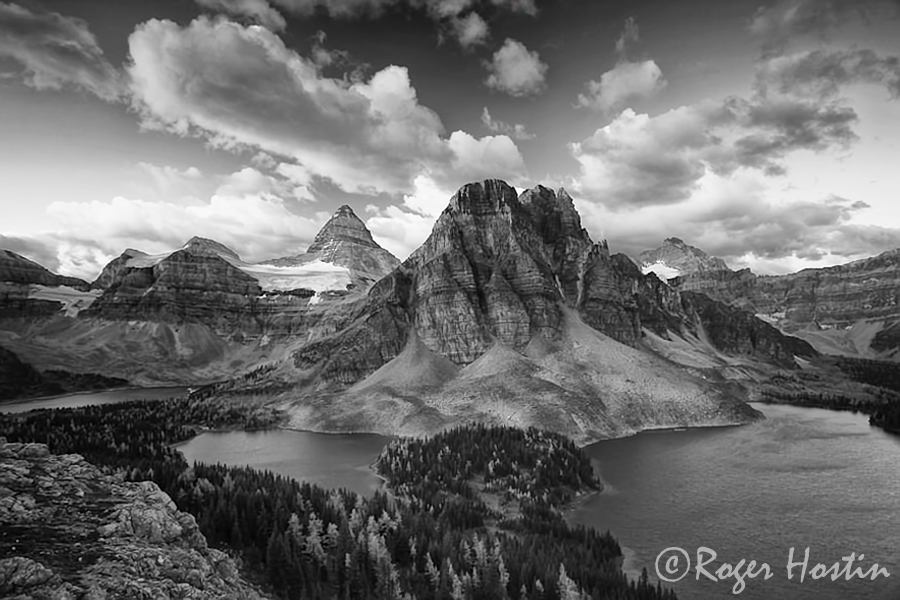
xmin=1 ymin=0 xmax=899 ymax=280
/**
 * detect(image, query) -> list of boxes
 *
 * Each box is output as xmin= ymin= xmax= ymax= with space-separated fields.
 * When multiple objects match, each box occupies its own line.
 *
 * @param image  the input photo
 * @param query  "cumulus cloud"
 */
xmin=484 ymin=38 xmax=548 ymax=97
xmin=578 ymin=17 xmax=666 ymax=112
xmin=577 ymin=60 xmax=666 ymax=112
xmin=481 ymin=107 xmax=535 ymax=140
xmin=571 ymin=91 xmax=859 ymax=208
xmin=42 ymin=170 xmax=334 ymax=278
xmin=365 ymin=174 xmax=455 ymax=259
xmin=195 ymin=0 xmax=287 ymax=31
xmin=0 ymin=2 xmax=124 ymax=101
xmin=449 ymin=12 xmax=489 ymax=48
xmin=750 ymin=0 xmax=900 ymax=57
xmin=126 ymin=17 xmax=526 ymax=196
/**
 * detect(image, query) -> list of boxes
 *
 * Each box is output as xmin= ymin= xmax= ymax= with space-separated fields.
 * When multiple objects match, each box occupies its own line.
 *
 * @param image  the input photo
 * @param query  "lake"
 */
xmin=7 ymin=391 xmax=898 ymax=599
xmin=0 ymin=386 xmax=190 ymax=414
xmin=568 ymin=403 xmax=900 ymax=600
xmin=177 ymin=429 xmax=392 ymax=497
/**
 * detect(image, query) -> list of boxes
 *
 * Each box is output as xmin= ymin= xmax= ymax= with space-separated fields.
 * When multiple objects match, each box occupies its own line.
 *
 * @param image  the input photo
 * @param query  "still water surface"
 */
xmin=177 ymin=429 xmax=391 ymax=498
xmin=568 ymin=403 xmax=900 ymax=600
xmin=6 ymin=391 xmax=898 ymax=600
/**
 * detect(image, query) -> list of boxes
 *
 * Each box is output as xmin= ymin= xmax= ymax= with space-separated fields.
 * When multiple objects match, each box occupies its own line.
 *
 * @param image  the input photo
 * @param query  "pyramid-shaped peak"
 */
xmin=308 ymin=204 xmax=381 ymax=253
xmin=333 ymin=205 xmax=360 ymax=218
xmin=665 ymin=237 xmax=686 ymax=247
xmin=182 ymin=236 xmax=240 ymax=260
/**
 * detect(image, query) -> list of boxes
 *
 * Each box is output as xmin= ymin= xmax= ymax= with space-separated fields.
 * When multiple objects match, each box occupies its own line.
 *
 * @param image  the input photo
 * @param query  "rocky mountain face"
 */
xmin=0 ymin=346 xmax=128 ymax=400
xmin=0 ymin=250 xmax=88 ymax=290
xmin=263 ymin=205 xmax=400 ymax=280
xmin=0 ymin=185 xmax=813 ymax=407
xmin=0 ymin=209 xmax=401 ymax=386
xmin=236 ymin=180 xmax=816 ymax=443
xmin=638 ymin=238 xmax=900 ymax=357
xmin=639 ymin=237 xmax=729 ymax=280
xmin=0 ymin=437 xmax=268 ymax=599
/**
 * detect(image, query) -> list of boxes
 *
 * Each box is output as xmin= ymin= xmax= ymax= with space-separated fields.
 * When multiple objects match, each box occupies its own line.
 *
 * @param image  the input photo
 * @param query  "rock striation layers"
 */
xmin=0 ymin=437 xmax=267 ymax=599
xmin=263 ymin=205 xmax=400 ymax=280
xmin=639 ymin=239 xmax=900 ymax=357
xmin=0 ymin=250 xmax=88 ymax=290
xmin=252 ymin=180 xmax=817 ymax=443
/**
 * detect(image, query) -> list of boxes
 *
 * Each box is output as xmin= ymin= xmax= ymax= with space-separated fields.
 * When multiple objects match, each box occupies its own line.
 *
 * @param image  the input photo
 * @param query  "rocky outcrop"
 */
xmin=263 ymin=205 xmax=400 ymax=280
xmin=0 ymin=250 xmax=88 ymax=290
xmin=0 ymin=437 xmax=268 ymax=599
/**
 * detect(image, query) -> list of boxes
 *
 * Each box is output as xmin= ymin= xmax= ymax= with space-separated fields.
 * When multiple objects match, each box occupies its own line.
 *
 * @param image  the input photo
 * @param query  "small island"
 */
xmin=1 ymin=399 xmax=676 ymax=599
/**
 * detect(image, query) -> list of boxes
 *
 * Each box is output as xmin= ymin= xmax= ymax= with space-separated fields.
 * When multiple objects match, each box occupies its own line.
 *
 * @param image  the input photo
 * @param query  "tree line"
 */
xmin=0 ymin=400 xmax=676 ymax=600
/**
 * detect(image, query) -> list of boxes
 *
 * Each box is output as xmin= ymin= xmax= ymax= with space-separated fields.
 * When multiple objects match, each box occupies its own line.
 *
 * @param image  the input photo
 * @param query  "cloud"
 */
xmin=755 ymin=48 xmax=900 ymax=100
xmin=578 ymin=18 xmax=667 ymax=112
xmin=137 ymin=163 xmax=203 ymax=195
xmin=577 ymin=60 xmax=666 ymax=112
xmin=195 ymin=0 xmax=287 ymax=31
xmin=449 ymin=12 xmax=489 ymax=48
xmin=484 ymin=38 xmax=548 ymax=97
xmin=615 ymin=16 xmax=639 ymax=56
xmin=0 ymin=2 xmax=124 ymax=101
xmin=750 ymin=0 xmax=900 ymax=57
xmin=0 ymin=234 xmax=61 ymax=273
xmin=574 ymin=170 xmax=900 ymax=273
xmin=365 ymin=174 xmax=455 ymax=259
xmin=481 ymin=107 xmax=535 ymax=140
xmin=126 ymin=17 xmax=526 ymax=196
xmin=42 ymin=171 xmax=334 ymax=279
xmin=571 ymin=90 xmax=859 ymax=208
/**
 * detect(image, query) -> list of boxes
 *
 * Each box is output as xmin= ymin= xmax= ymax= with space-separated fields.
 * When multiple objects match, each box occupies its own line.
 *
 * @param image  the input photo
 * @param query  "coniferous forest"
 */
xmin=0 ymin=398 xmax=676 ymax=600
xmin=757 ymin=356 xmax=900 ymax=435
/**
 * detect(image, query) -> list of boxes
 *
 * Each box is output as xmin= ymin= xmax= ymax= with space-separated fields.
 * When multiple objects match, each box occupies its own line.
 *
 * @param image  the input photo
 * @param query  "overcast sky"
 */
xmin=1 ymin=0 xmax=899 ymax=279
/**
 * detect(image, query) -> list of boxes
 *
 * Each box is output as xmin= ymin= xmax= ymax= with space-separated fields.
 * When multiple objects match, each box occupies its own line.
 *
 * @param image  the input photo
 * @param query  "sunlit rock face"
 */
xmin=0 ymin=438 xmax=268 ymax=599
xmin=260 ymin=179 xmax=819 ymax=443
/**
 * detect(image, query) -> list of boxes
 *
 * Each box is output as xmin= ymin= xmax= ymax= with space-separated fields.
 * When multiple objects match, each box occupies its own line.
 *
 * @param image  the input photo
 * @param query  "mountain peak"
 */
xmin=181 ymin=237 xmax=240 ymax=260
xmin=448 ymin=179 xmax=519 ymax=217
xmin=639 ymin=238 xmax=730 ymax=279
xmin=307 ymin=205 xmax=379 ymax=253
xmin=262 ymin=204 xmax=399 ymax=278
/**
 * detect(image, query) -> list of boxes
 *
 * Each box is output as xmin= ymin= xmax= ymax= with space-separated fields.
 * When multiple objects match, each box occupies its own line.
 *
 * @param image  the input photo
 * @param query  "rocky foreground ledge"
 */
xmin=0 ymin=437 xmax=268 ymax=600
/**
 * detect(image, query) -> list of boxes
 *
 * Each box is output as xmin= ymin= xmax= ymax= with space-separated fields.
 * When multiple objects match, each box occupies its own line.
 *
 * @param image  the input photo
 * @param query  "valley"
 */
xmin=3 ymin=179 xmax=900 ymax=600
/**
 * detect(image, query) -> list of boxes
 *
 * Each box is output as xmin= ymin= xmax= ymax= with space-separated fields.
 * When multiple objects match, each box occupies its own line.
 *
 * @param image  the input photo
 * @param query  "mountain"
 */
xmin=0 ymin=207 xmax=400 ymax=387
xmin=208 ymin=180 xmax=818 ymax=444
xmin=0 ymin=345 xmax=128 ymax=400
xmin=0 ymin=186 xmax=813 ymax=423
xmin=262 ymin=205 xmax=400 ymax=281
xmin=0 ymin=249 xmax=89 ymax=290
xmin=0 ymin=438 xmax=268 ymax=599
xmin=640 ymin=238 xmax=900 ymax=359
xmin=639 ymin=237 xmax=730 ymax=280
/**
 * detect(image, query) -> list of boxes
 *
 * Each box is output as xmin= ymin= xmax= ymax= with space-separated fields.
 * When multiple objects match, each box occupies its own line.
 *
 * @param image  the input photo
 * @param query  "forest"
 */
xmin=0 ymin=399 xmax=675 ymax=600
xmin=758 ymin=356 xmax=900 ymax=435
